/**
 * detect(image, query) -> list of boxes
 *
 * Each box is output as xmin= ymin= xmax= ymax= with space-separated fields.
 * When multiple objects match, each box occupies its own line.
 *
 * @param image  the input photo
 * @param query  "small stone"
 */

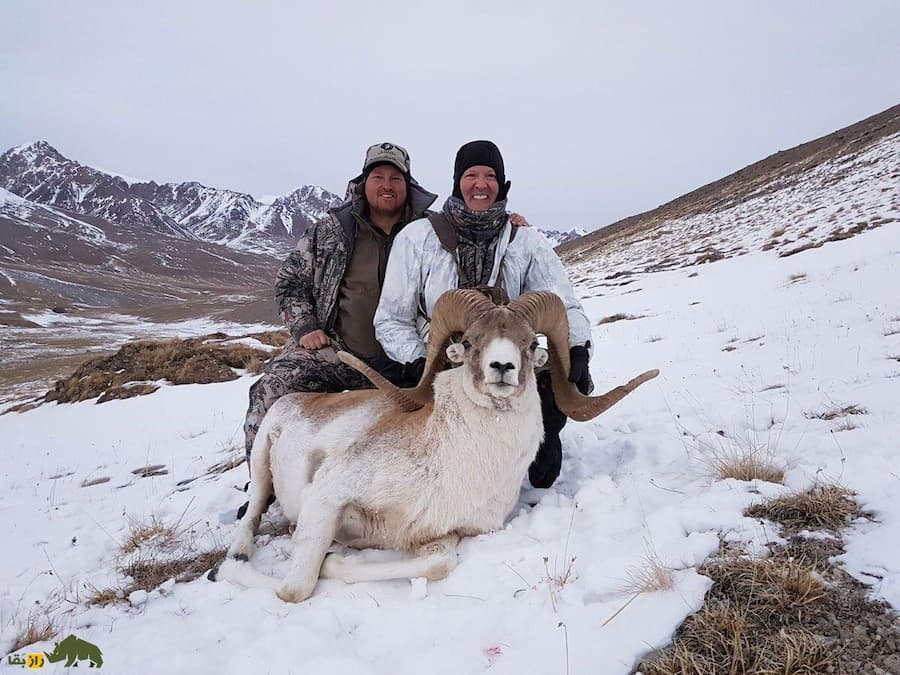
xmin=128 ymin=590 xmax=148 ymax=606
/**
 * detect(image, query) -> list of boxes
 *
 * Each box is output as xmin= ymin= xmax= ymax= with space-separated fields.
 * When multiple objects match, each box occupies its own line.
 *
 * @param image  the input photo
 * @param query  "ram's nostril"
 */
xmin=490 ymin=361 xmax=515 ymax=373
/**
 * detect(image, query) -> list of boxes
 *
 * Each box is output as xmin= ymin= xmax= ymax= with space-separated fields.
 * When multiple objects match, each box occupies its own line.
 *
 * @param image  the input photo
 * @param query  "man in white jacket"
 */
xmin=374 ymin=140 xmax=593 ymax=488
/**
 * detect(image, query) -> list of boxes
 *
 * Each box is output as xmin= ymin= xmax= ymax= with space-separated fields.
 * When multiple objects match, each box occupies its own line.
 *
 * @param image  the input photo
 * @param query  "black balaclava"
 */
xmin=452 ymin=140 xmax=510 ymax=201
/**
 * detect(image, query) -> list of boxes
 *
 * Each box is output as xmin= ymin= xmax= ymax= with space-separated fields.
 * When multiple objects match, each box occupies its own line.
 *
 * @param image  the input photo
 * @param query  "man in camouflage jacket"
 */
xmin=243 ymin=143 xmax=438 ymax=464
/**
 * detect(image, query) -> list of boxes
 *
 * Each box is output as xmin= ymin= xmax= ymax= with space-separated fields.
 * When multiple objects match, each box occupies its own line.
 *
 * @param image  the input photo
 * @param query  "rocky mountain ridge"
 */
xmin=0 ymin=141 xmax=340 ymax=257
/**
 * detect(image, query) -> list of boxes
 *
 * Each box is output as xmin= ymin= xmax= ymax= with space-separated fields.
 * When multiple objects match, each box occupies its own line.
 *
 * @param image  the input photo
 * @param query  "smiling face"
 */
xmin=364 ymin=164 xmax=407 ymax=220
xmin=458 ymin=165 xmax=500 ymax=212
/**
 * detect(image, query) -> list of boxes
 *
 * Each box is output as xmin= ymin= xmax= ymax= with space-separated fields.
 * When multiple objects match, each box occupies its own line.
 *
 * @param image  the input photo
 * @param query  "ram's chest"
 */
xmin=418 ymin=421 xmax=542 ymax=535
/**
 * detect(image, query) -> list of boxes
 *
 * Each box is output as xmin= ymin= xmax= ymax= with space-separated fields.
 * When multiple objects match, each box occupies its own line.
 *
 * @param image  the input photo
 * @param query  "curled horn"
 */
xmin=508 ymin=291 xmax=659 ymax=421
xmin=339 ymin=289 xmax=496 ymax=411
xmin=336 ymin=351 xmax=421 ymax=412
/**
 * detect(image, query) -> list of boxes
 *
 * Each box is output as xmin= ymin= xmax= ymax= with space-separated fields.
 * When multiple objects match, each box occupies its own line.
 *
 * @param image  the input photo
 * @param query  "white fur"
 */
xmin=219 ymin=333 xmax=546 ymax=603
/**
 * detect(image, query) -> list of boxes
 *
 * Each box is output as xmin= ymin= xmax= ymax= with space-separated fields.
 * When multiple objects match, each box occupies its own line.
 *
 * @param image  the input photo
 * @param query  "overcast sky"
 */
xmin=2 ymin=1 xmax=898 ymax=230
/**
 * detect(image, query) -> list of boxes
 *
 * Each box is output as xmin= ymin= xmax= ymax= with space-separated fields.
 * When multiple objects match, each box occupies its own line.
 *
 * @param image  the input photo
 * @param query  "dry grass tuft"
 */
xmin=779 ymin=240 xmax=824 ymax=257
xmin=124 ymin=548 xmax=226 ymax=592
xmin=86 ymin=508 xmax=225 ymax=606
xmin=84 ymin=586 xmax=123 ymax=607
xmin=87 ymin=548 xmax=226 ymax=606
xmin=12 ymin=612 xmax=58 ymax=651
xmin=803 ymin=404 xmax=867 ymax=421
xmin=242 ymin=353 xmax=266 ymax=375
xmin=244 ymin=329 xmax=289 ymax=348
xmin=43 ymin=330 xmax=286 ymax=405
xmin=121 ymin=515 xmax=182 ymax=555
xmin=701 ymin=434 xmax=785 ymax=484
xmin=541 ymin=555 xmax=577 ymax=613
xmin=694 ymin=249 xmax=726 ymax=265
xmin=80 ymin=476 xmax=110 ymax=487
xmin=637 ymin=554 xmax=831 ymax=674
xmin=621 ymin=552 xmax=675 ymax=595
xmin=788 ymin=272 xmax=808 ymax=284
xmin=707 ymin=557 xmax=826 ymax=616
xmin=745 ymin=485 xmax=859 ymax=532
xmin=597 ymin=313 xmax=645 ymax=325
xmin=207 ymin=453 xmax=246 ymax=475
xmin=760 ymin=383 xmax=785 ymax=392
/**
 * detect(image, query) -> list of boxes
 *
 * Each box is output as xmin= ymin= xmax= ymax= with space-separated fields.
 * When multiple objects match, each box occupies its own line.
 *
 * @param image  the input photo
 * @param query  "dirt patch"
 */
xmin=597 ymin=313 xmax=646 ymax=325
xmin=636 ymin=536 xmax=900 ymax=674
xmin=0 ymin=314 xmax=42 ymax=328
xmin=42 ymin=330 xmax=288 ymax=405
xmin=636 ymin=488 xmax=900 ymax=674
xmin=131 ymin=464 xmax=168 ymax=478
xmin=779 ymin=240 xmax=825 ymax=257
xmin=804 ymin=405 xmax=868 ymax=421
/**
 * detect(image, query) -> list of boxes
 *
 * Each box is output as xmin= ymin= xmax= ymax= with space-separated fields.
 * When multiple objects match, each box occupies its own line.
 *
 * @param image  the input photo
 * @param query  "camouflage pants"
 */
xmin=243 ymin=342 xmax=373 ymax=462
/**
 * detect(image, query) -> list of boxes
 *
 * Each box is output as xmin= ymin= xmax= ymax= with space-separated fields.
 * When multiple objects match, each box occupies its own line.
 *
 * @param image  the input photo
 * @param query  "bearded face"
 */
xmin=364 ymin=164 xmax=407 ymax=221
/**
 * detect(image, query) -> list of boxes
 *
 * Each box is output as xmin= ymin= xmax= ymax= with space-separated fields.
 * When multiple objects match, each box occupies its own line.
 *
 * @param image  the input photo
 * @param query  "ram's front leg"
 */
xmin=277 ymin=492 xmax=343 ymax=603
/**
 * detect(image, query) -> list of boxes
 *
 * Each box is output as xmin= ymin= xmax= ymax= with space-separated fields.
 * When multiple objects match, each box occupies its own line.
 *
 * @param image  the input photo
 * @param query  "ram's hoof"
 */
xmin=207 ymin=561 xmax=222 ymax=582
xmin=236 ymin=501 xmax=249 ymax=520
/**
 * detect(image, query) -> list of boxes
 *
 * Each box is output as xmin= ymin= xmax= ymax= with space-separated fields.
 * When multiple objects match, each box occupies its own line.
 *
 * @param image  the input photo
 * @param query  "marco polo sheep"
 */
xmin=212 ymin=289 xmax=658 ymax=602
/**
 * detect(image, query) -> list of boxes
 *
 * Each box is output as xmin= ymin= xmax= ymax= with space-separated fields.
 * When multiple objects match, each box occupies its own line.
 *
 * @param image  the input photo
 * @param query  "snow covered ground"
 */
xmin=1 ymin=223 xmax=898 ymax=673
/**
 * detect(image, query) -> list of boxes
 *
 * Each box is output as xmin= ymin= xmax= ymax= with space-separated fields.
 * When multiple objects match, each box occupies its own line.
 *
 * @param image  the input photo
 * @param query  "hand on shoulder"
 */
xmin=509 ymin=212 xmax=531 ymax=227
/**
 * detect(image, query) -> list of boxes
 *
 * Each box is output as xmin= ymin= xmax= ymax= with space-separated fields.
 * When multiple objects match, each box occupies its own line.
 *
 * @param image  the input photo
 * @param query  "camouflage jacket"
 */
xmin=275 ymin=177 xmax=437 ymax=344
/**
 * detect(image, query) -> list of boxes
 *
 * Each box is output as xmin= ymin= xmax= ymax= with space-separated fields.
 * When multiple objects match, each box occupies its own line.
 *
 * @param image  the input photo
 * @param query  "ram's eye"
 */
xmin=529 ymin=341 xmax=539 ymax=352
xmin=462 ymin=339 xmax=471 ymax=350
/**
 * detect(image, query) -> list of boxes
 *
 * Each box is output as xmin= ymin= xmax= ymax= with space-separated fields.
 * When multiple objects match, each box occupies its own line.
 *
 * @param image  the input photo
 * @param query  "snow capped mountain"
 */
xmin=0 ymin=142 xmax=341 ymax=257
xmin=0 ymin=141 xmax=193 ymax=239
xmin=538 ymin=226 xmax=588 ymax=248
xmin=0 ymin=186 xmax=123 ymax=261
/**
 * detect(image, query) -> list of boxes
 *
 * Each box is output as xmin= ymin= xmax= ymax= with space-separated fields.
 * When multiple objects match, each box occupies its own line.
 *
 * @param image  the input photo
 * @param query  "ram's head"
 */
xmin=340 ymin=290 xmax=658 ymax=420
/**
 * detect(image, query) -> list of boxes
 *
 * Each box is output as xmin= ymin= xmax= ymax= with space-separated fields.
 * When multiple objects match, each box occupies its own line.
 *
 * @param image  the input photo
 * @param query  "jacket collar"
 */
xmin=331 ymin=176 xmax=438 ymax=240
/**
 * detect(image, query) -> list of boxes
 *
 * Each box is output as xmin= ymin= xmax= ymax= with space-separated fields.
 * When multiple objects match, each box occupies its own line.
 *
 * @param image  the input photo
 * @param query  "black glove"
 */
xmin=401 ymin=357 xmax=426 ymax=387
xmin=368 ymin=355 xmax=426 ymax=388
xmin=367 ymin=355 xmax=405 ymax=385
xmin=568 ymin=343 xmax=593 ymax=395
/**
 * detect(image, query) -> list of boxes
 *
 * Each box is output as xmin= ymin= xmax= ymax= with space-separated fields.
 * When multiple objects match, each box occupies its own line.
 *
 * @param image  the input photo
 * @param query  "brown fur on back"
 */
xmin=298 ymin=389 xmax=381 ymax=423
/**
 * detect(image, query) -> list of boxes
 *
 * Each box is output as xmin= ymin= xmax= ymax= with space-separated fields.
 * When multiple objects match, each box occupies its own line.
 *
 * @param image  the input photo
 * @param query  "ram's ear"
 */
xmin=533 ymin=347 xmax=548 ymax=368
xmin=446 ymin=342 xmax=466 ymax=364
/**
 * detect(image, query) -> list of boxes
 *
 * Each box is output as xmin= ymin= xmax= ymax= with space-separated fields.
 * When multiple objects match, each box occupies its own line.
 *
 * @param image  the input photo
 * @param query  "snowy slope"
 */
xmin=1 ymin=220 xmax=898 ymax=673
xmin=563 ymin=130 xmax=899 ymax=276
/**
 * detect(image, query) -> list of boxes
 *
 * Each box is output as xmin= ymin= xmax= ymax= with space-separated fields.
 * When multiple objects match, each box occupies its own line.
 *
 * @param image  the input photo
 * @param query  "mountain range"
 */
xmin=1 ymin=105 xmax=897 ymax=405
xmin=0 ymin=141 xmax=586 ymax=258
xmin=0 ymin=140 xmax=340 ymax=257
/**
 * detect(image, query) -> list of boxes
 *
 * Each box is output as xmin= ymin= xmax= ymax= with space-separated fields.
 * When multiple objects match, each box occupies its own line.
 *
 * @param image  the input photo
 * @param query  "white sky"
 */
xmin=2 ymin=0 xmax=898 ymax=230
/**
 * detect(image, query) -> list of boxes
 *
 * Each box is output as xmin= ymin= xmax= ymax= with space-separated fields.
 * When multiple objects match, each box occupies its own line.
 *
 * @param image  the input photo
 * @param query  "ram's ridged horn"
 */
xmin=508 ymin=291 xmax=659 ymax=421
xmin=339 ymin=289 xmax=496 ymax=411
xmin=336 ymin=351 xmax=422 ymax=412
xmin=404 ymin=289 xmax=496 ymax=405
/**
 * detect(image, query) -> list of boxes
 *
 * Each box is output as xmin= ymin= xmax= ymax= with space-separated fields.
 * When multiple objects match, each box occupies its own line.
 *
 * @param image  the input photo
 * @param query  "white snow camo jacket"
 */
xmin=374 ymin=217 xmax=592 ymax=363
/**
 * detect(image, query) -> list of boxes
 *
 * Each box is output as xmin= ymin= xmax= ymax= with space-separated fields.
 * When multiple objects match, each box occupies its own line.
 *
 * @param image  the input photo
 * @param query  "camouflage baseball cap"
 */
xmin=362 ymin=142 xmax=410 ymax=175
